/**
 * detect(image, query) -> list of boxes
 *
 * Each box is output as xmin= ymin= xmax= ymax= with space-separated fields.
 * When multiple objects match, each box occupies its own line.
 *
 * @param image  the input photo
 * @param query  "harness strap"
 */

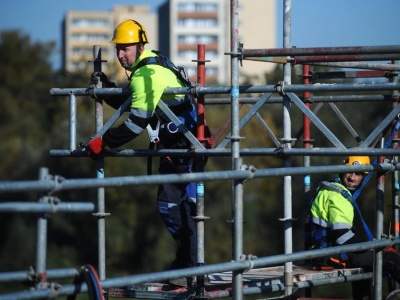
xmin=321 ymin=181 xmax=373 ymax=241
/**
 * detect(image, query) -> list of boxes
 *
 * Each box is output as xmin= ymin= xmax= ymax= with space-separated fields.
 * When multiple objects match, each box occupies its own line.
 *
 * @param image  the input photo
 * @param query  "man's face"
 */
xmin=342 ymin=172 xmax=364 ymax=191
xmin=115 ymin=43 xmax=143 ymax=69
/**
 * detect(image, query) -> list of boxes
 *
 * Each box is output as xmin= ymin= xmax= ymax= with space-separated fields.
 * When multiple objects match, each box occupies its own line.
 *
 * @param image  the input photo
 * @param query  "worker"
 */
xmin=305 ymin=156 xmax=400 ymax=299
xmin=86 ymin=19 xmax=212 ymax=287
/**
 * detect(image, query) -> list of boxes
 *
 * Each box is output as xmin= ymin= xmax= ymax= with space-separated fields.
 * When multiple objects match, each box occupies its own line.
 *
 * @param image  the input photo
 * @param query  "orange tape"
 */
xmin=395 ymin=222 xmax=400 ymax=234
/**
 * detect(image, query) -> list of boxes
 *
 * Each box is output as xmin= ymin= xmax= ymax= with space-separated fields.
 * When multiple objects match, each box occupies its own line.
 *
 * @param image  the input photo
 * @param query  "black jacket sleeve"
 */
xmin=102 ymin=114 xmax=155 ymax=149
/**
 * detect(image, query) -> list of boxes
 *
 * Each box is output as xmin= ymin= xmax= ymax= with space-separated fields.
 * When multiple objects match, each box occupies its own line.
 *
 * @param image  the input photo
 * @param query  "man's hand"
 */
xmin=90 ymin=72 xmax=117 ymax=88
xmin=87 ymin=136 xmax=104 ymax=155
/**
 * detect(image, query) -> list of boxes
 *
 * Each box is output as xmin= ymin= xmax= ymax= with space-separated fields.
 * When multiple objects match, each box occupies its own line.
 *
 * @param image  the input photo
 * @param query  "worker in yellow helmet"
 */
xmin=86 ymin=19 xmax=212 ymax=287
xmin=305 ymin=156 xmax=400 ymax=299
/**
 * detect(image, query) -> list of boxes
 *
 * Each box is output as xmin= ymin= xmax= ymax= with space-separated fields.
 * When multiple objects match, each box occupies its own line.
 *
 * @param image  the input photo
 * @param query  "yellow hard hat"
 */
xmin=343 ymin=156 xmax=370 ymax=173
xmin=110 ymin=20 xmax=149 ymax=44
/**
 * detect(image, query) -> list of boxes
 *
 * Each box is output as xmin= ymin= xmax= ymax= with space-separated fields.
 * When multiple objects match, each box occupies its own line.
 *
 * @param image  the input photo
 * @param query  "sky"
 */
xmin=1 ymin=0 xmax=400 ymax=70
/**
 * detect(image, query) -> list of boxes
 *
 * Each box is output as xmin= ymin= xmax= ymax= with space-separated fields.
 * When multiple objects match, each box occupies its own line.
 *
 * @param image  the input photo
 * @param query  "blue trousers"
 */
xmin=157 ymin=156 xmax=197 ymax=269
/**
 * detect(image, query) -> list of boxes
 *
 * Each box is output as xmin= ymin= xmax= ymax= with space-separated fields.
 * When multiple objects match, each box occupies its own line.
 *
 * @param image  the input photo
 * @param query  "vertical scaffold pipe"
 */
xmin=194 ymin=44 xmax=208 ymax=298
xmin=282 ymin=0 xmax=294 ymax=297
xmin=230 ymin=1 xmax=244 ymax=300
xmin=302 ymin=64 xmax=312 ymax=298
xmin=391 ymin=63 xmax=400 ymax=248
xmin=35 ymin=167 xmax=49 ymax=289
xmin=69 ymin=93 xmax=77 ymax=151
xmin=303 ymin=64 xmax=312 ymax=200
xmin=374 ymin=144 xmax=386 ymax=300
xmin=92 ymin=45 xmax=107 ymax=281
xmin=390 ymin=63 xmax=400 ymax=292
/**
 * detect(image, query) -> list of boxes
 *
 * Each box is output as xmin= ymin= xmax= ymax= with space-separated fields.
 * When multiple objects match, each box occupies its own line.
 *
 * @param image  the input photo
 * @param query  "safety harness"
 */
xmin=305 ymin=181 xmax=353 ymax=249
xmin=130 ymin=50 xmax=192 ymax=88
xmin=129 ymin=50 xmax=195 ymax=146
xmin=305 ymin=180 xmax=372 ymax=266
xmin=130 ymin=51 xmax=213 ymax=174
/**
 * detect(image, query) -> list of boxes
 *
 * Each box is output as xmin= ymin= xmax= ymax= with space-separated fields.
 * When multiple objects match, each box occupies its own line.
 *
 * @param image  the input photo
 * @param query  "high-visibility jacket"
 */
xmin=103 ymin=49 xmax=191 ymax=148
xmin=128 ymin=49 xmax=186 ymax=120
xmin=305 ymin=179 xmax=355 ymax=249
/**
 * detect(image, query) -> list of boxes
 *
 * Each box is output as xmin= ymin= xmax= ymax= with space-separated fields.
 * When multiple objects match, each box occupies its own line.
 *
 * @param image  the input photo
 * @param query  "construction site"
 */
xmin=1 ymin=0 xmax=400 ymax=299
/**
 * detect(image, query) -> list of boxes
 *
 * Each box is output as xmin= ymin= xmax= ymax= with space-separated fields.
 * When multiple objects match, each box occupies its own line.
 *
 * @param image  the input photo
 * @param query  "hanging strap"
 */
xmin=351 ymin=117 xmax=400 ymax=240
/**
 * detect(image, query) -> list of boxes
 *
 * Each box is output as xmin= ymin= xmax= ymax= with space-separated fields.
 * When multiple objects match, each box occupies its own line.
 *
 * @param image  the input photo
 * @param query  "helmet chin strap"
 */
xmin=124 ymin=69 xmax=131 ymax=80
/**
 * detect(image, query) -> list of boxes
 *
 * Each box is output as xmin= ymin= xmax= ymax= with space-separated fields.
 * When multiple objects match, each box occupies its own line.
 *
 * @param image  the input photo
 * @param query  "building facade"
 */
xmin=63 ymin=11 xmax=114 ymax=73
xmin=62 ymin=1 xmax=276 ymax=85
xmin=63 ymin=5 xmax=157 ymax=83
xmin=158 ymin=0 xmax=276 ymax=85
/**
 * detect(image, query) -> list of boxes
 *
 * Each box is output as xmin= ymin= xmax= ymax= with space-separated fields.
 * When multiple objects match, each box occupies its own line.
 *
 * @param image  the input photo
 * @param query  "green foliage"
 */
xmin=0 ymin=30 xmax=397 ymax=300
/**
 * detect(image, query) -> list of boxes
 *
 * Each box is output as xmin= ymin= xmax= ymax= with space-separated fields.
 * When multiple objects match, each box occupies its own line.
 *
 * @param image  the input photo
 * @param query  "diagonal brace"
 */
xmin=216 ymin=92 xmax=274 ymax=149
xmin=287 ymin=93 xmax=346 ymax=149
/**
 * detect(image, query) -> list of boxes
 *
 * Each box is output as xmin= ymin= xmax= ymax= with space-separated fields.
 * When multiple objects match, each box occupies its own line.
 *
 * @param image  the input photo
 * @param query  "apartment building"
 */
xmin=158 ymin=0 xmax=276 ymax=85
xmin=63 ymin=1 xmax=276 ymax=85
xmin=63 ymin=11 xmax=114 ymax=73
xmin=62 ymin=5 xmax=157 ymax=82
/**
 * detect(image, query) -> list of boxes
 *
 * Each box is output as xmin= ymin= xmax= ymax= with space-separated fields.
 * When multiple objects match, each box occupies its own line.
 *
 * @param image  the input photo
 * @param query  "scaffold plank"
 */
xmin=107 ymin=265 xmax=363 ymax=299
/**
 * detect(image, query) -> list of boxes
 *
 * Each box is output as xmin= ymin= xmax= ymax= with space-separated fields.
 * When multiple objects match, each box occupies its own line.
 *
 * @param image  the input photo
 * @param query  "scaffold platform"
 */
xmin=108 ymin=265 xmax=363 ymax=299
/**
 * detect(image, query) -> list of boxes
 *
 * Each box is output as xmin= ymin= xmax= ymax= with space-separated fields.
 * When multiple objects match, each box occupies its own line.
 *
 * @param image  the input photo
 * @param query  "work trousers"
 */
xmin=157 ymin=156 xmax=198 ymax=269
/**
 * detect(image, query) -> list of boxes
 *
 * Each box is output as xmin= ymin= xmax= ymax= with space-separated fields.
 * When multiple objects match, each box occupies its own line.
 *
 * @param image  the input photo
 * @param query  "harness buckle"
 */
xmin=146 ymin=121 xmax=160 ymax=144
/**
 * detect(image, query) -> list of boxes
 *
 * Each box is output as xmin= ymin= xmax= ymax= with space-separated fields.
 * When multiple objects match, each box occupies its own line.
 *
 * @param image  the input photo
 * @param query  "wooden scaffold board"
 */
xmin=108 ymin=265 xmax=363 ymax=299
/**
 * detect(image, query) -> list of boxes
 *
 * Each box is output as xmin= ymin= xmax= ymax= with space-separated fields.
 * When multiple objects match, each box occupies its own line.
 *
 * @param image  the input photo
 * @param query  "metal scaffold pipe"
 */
xmin=50 ymin=81 xmax=400 ymax=97
xmin=0 ymin=268 xmax=78 ymax=283
xmin=0 ymin=202 xmax=95 ymax=213
xmin=0 ymin=239 xmax=397 ymax=300
xmin=48 ymin=147 xmax=400 ymax=158
xmin=0 ymin=163 xmax=397 ymax=193
xmin=242 ymin=45 xmax=400 ymax=57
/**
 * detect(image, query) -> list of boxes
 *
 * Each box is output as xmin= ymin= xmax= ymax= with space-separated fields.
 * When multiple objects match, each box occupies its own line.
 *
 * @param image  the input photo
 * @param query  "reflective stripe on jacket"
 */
xmin=309 ymin=181 xmax=355 ymax=245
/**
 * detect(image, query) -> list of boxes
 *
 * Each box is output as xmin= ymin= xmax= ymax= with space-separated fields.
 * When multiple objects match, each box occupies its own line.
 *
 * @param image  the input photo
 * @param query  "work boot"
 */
xmin=169 ymin=276 xmax=194 ymax=287
xmin=169 ymin=275 xmax=210 ymax=287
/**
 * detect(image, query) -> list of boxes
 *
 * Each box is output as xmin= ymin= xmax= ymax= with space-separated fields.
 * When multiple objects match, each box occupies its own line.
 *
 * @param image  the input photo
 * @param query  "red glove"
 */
xmin=87 ymin=137 xmax=104 ymax=155
xmin=384 ymin=247 xmax=397 ymax=253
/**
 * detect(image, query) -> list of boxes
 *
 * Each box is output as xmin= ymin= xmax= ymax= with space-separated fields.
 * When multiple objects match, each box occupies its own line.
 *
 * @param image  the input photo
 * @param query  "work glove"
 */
xmin=86 ymin=136 xmax=104 ymax=155
xmin=90 ymin=72 xmax=117 ymax=88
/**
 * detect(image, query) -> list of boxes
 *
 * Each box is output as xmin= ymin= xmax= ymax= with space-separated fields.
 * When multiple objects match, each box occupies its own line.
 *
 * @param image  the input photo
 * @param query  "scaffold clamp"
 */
xmin=45 ymin=174 xmax=65 ymax=195
xmin=276 ymin=81 xmax=286 ymax=95
xmin=241 ymin=164 xmax=256 ymax=182
xmin=240 ymin=254 xmax=258 ymax=272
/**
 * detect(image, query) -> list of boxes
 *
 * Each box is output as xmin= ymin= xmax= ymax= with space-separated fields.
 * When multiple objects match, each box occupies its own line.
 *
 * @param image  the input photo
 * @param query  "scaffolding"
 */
xmin=1 ymin=0 xmax=400 ymax=299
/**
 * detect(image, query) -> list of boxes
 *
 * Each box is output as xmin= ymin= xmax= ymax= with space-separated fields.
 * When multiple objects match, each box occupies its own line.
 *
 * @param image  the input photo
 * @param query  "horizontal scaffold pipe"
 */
xmin=0 ymin=239 xmax=396 ymax=300
xmin=0 ymin=202 xmax=95 ymax=213
xmin=246 ymin=55 xmax=400 ymax=66
xmin=205 ymin=95 xmax=391 ymax=104
xmin=49 ymin=148 xmax=400 ymax=158
xmin=0 ymin=163 xmax=399 ymax=193
xmin=0 ymin=268 xmax=78 ymax=283
xmin=242 ymin=45 xmax=400 ymax=57
xmin=306 ymin=61 xmax=400 ymax=72
xmin=50 ymin=81 xmax=400 ymax=97
xmin=293 ymin=53 xmax=400 ymax=63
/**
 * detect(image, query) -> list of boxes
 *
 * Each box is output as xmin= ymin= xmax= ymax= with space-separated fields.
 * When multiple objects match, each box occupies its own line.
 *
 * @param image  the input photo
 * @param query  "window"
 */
xmin=177 ymin=18 xmax=218 ymax=27
xmin=71 ymin=18 xmax=109 ymax=28
xmin=72 ymin=33 xmax=109 ymax=42
xmin=178 ymin=35 xmax=218 ymax=44
xmin=178 ymin=2 xmax=218 ymax=12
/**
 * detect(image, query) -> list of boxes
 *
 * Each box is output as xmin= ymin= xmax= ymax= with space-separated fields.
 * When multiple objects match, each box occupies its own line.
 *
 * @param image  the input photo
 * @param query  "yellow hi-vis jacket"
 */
xmin=101 ymin=49 xmax=194 ymax=149
xmin=309 ymin=180 xmax=355 ymax=246
xmin=128 ymin=49 xmax=186 ymax=120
